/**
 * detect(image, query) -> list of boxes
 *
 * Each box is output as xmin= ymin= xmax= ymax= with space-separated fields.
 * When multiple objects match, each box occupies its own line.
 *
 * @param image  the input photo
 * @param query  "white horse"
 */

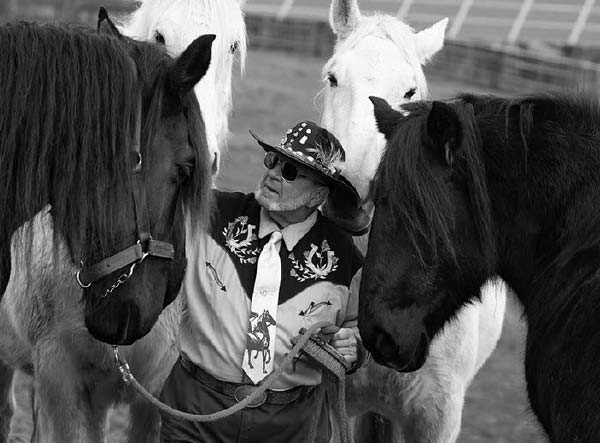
xmin=124 ymin=0 xmax=247 ymax=176
xmin=320 ymin=1 xmax=507 ymax=442
xmin=2 ymin=1 xmax=246 ymax=441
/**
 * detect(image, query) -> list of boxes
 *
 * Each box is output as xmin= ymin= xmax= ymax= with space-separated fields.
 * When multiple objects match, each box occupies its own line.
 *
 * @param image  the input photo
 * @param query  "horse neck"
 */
xmin=479 ymin=111 xmax=600 ymax=310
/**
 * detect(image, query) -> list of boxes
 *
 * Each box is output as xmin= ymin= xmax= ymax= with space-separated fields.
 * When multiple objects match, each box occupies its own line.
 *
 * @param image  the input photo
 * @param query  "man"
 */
xmin=160 ymin=121 xmax=365 ymax=443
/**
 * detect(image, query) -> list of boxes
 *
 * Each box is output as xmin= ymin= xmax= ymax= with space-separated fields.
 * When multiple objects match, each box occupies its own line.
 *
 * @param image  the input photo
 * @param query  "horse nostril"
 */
xmin=211 ymin=152 xmax=219 ymax=175
xmin=373 ymin=327 xmax=399 ymax=360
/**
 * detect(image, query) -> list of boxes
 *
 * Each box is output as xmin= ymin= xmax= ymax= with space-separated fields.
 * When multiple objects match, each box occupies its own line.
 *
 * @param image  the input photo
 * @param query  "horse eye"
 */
xmin=154 ymin=31 xmax=165 ymax=45
xmin=327 ymin=73 xmax=338 ymax=88
xmin=404 ymin=88 xmax=417 ymax=99
xmin=230 ymin=41 xmax=239 ymax=54
xmin=177 ymin=164 xmax=193 ymax=181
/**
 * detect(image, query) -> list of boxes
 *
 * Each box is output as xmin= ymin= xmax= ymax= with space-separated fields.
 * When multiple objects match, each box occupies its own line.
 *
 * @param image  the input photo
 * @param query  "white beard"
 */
xmin=255 ymin=186 xmax=315 ymax=212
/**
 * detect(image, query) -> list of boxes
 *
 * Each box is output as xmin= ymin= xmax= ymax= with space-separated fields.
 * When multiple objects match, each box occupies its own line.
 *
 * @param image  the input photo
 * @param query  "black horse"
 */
xmin=361 ymin=92 xmax=600 ymax=441
xmin=0 ymin=20 xmax=214 ymax=345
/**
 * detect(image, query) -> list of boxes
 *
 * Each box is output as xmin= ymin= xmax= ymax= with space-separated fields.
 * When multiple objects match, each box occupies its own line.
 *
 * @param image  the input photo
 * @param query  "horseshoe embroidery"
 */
xmin=289 ymin=240 xmax=339 ymax=282
xmin=222 ymin=216 xmax=260 ymax=264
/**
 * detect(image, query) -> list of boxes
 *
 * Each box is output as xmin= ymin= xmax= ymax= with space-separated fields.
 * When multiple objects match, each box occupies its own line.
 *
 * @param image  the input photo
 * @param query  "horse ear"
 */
xmin=414 ymin=18 xmax=448 ymax=63
xmin=168 ymin=34 xmax=215 ymax=95
xmin=329 ymin=0 xmax=361 ymax=39
xmin=369 ymin=96 xmax=403 ymax=140
xmin=97 ymin=7 xmax=123 ymax=38
xmin=426 ymin=101 xmax=462 ymax=167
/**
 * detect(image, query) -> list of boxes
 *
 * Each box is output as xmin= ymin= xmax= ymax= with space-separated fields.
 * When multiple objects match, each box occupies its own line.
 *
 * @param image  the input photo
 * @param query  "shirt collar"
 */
xmin=258 ymin=208 xmax=318 ymax=251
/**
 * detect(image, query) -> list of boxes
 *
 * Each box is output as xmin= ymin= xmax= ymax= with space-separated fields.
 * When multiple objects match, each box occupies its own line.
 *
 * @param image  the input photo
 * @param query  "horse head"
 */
xmin=320 ymin=0 xmax=447 ymax=221
xmin=359 ymin=96 xmax=495 ymax=371
xmin=124 ymin=0 xmax=247 ymax=176
xmin=0 ymin=22 xmax=215 ymax=345
xmin=80 ymin=27 xmax=215 ymax=344
xmin=261 ymin=309 xmax=276 ymax=328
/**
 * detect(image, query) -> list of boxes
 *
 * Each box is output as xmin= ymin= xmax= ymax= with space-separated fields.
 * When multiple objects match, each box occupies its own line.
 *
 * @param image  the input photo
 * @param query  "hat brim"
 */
xmin=249 ymin=129 xmax=360 ymax=205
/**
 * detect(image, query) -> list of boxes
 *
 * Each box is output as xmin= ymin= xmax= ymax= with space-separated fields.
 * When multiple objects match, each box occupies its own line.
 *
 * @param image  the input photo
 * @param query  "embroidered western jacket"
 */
xmin=179 ymin=190 xmax=363 ymax=390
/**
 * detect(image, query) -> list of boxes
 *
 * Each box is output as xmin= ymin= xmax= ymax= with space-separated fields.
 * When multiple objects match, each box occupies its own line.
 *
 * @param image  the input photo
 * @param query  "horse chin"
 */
xmin=82 ymin=262 xmax=172 ymax=345
xmin=367 ymin=326 xmax=430 ymax=373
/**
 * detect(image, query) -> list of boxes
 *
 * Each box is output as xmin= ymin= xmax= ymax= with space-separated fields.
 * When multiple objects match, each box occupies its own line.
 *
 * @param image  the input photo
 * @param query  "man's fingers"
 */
xmin=331 ymin=338 xmax=356 ymax=348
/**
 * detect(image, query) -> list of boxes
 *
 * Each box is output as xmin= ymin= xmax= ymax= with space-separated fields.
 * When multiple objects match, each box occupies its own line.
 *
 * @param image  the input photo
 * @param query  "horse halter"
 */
xmin=76 ymin=98 xmax=175 ymax=295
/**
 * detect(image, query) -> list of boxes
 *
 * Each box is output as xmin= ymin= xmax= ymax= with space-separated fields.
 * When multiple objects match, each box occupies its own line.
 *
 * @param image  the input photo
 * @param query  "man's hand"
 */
xmin=330 ymin=327 xmax=358 ymax=365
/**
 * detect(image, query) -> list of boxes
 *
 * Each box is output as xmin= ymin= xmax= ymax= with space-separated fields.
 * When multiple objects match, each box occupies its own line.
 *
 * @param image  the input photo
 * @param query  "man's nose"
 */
xmin=267 ymin=163 xmax=282 ymax=180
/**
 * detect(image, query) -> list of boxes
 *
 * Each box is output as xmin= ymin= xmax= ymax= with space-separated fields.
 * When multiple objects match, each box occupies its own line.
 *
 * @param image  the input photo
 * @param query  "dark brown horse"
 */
xmin=0 ymin=20 xmax=214 ymax=346
xmin=362 ymin=93 xmax=600 ymax=441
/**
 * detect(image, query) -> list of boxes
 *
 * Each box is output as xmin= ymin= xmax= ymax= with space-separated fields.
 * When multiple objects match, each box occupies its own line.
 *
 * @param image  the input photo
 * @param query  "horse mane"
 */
xmin=0 ymin=22 xmax=141 ymax=261
xmin=373 ymin=99 xmax=494 ymax=267
xmin=461 ymin=92 xmax=600 ymax=274
xmin=322 ymin=13 xmax=429 ymax=98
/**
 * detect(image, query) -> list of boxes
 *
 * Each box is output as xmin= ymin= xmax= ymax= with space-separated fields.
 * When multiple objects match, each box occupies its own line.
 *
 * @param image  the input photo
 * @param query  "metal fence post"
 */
xmin=568 ymin=0 xmax=595 ymax=45
xmin=277 ymin=0 xmax=296 ymax=20
xmin=397 ymin=0 xmax=414 ymax=19
xmin=507 ymin=0 xmax=535 ymax=44
xmin=449 ymin=0 xmax=474 ymax=39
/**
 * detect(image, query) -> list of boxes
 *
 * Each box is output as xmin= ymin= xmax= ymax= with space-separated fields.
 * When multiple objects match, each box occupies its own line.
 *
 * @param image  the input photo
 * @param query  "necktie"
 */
xmin=242 ymin=231 xmax=282 ymax=384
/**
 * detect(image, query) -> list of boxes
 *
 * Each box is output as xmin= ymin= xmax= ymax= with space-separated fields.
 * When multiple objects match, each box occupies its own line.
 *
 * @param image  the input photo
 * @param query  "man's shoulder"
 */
xmin=212 ymin=190 xmax=259 ymax=220
xmin=213 ymin=190 xmax=256 ymax=208
xmin=309 ymin=213 xmax=364 ymax=271
xmin=315 ymin=213 xmax=358 ymax=247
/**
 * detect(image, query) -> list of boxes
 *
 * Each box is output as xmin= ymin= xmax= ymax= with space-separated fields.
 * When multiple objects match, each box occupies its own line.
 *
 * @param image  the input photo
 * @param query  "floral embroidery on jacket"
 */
xmin=289 ymin=240 xmax=339 ymax=282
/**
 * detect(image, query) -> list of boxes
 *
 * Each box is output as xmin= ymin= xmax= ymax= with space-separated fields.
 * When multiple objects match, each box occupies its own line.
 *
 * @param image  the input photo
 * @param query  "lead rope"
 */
xmin=113 ymin=321 xmax=352 ymax=442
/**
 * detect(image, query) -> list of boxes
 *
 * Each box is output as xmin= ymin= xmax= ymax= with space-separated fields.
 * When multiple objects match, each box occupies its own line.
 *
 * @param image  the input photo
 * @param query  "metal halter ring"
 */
xmin=76 ymin=270 xmax=92 ymax=288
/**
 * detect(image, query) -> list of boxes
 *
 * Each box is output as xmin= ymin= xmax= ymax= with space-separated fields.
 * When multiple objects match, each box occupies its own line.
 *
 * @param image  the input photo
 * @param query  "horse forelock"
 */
xmin=181 ymin=92 xmax=214 ymax=236
xmin=374 ymin=100 xmax=493 ymax=266
xmin=130 ymin=43 xmax=213 ymax=236
xmin=325 ymin=14 xmax=428 ymax=97
xmin=0 ymin=22 xmax=142 ymax=263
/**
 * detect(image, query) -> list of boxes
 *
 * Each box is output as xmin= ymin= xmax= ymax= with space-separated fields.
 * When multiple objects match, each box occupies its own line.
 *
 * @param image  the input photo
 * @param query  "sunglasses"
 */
xmin=263 ymin=151 xmax=309 ymax=182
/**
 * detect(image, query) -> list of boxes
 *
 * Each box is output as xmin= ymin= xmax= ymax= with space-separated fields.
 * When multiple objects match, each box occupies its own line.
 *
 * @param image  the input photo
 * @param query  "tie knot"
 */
xmin=269 ymin=231 xmax=282 ymax=245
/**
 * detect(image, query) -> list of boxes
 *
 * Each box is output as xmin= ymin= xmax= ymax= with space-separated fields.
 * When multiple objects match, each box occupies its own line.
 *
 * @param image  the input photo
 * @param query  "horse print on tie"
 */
xmin=245 ymin=310 xmax=277 ymax=374
xmin=362 ymin=92 xmax=600 ymax=442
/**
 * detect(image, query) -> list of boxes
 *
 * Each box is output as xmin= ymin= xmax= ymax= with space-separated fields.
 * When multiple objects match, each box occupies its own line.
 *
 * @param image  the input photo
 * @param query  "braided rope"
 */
xmin=115 ymin=321 xmax=352 ymax=442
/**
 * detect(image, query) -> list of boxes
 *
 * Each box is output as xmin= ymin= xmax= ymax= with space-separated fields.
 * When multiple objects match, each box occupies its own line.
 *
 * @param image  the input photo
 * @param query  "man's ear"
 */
xmin=426 ymin=101 xmax=462 ymax=167
xmin=308 ymin=185 xmax=330 ymax=209
xmin=97 ymin=7 xmax=123 ymax=38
